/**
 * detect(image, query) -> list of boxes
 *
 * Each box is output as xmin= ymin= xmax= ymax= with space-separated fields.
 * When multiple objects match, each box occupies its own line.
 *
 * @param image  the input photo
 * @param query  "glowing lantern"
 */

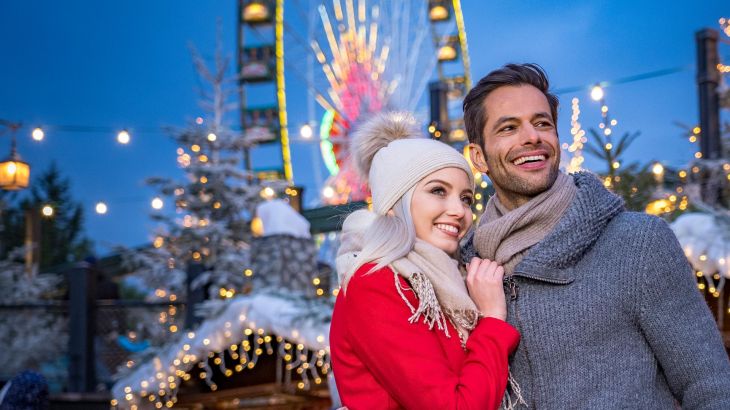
xmin=0 ymin=142 xmax=30 ymax=190
xmin=437 ymin=44 xmax=458 ymax=62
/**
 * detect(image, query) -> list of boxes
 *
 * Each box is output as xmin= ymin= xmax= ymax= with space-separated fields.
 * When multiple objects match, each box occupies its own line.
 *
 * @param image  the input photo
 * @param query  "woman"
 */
xmin=330 ymin=112 xmax=521 ymax=409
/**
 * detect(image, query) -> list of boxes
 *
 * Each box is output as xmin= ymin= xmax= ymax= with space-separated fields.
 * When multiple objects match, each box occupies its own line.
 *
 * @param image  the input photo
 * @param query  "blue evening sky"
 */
xmin=0 ymin=1 xmax=726 ymax=255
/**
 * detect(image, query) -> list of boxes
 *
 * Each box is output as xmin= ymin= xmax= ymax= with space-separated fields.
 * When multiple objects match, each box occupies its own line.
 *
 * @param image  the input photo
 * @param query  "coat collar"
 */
xmin=511 ymin=172 xmax=624 ymax=284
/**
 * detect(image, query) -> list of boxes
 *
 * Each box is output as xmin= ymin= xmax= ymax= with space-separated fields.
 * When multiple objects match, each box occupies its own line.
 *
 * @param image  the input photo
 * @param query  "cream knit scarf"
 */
xmin=475 ymin=172 xmax=577 ymax=274
xmin=336 ymin=210 xmax=480 ymax=346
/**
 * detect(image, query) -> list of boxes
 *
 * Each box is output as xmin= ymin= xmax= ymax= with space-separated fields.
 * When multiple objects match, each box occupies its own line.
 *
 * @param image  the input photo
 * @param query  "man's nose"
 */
xmin=521 ymin=125 xmax=542 ymax=145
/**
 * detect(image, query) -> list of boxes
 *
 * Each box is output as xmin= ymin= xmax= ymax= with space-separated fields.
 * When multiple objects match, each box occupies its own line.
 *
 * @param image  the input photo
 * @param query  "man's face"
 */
xmin=469 ymin=85 xmax=560 ymax=210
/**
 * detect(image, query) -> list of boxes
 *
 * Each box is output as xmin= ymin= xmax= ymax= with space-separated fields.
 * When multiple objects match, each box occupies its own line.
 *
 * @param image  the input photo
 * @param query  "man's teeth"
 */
xmin=435 ymin=224 xmax=458 ymax=234
xmin=513 ymin=155 xmax=546 ymax=165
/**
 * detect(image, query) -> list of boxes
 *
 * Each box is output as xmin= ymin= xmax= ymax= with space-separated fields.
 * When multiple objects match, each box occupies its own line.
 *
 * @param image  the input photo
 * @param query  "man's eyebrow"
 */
xmin=491 ymin=116 xmax=517 ymax=132
xmin=532 ymin=112 xmax=552 ymax=121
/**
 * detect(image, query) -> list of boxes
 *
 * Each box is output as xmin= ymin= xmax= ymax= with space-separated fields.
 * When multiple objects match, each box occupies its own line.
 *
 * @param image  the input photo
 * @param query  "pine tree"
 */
xmin=0 ymin=162 xmax=92 ymax=269
xmin=583 ymin=128 xmax=658 ymax=212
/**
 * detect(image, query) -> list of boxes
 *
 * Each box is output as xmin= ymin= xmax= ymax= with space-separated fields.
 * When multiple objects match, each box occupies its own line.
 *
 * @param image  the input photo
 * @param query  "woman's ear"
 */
xmin=467 ymin=143 xmax=489 ymax=174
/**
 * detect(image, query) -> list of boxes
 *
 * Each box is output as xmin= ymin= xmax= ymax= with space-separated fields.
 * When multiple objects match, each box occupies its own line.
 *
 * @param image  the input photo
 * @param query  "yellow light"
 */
xmin=213 ymin=201 xmax=221 ymax=209
xmin=678 ymin=170 xmax=687 ymax=178
xmin=95 ymin=202 xmax=108 ymax=215
xmin=243 ymin=1 xmax=270 ymax=23
xmin=645 ymin=199 xmax=673 ymax=216
xmin=192 ymin=251 xmax=201 ymax=260
xmin=32 ymin=127 xmax=44 ymax=141
xmin=41 ymin=204 xmax=54 ymax=217
xmin=692 ymin=126 xmax=701 ymax=135
xmin=605 ymin=143 xmax=613 ymax=150
xmin=260 ymin=186 xmax=275 ymax=199
xmin=312 ymin=277 xmax=321 ymax=285
xmin=199 ymin=154 xmax=208 ymax=163
xmin=612 ymin=161 xmax=620 ymax=169
xmin=590 ymin=85 xmax=604 ymax=101
xmin=695 ymin=152 xmax=702 ymax=159
xmin=200 ymin=176 xmax=208 ymax=183
xmin=437 ymin=45 xmax=457 ymax=62
xmin=151 ymin=197 xmax=164 ymax=210
xmin=117 ymin=130 xmax=131 ymax=144
xmin=601 ymin=105 xmax=608 ymax=113
xmin=316 ymin=288 xmax=324 ymax=296
xmin=153 ymin=236 xmax=164 ymax=248
xmin=244 ymin=269 xmax=253 ymax=277
xmin=191 ymin=144 xmax=200 ymax=152
xmin=429 ymin=4 xmax=449 ymax=21
xmin=651 ymin=163 xmax=664 ymax=176
xmin=480 ymin=181 xmax=488 ymax=188
xmin=207 ymin=133 xmax=217 ymax=142
xmin=0 ymin=158 xmax=30 ymax=190
xmin=689 ymin=135 xmax=697 ymax=143
xmin=251 ymin=216 xmax=264 ymax=236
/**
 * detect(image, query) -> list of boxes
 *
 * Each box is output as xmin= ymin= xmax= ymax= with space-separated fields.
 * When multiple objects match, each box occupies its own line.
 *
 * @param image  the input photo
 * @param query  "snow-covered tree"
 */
xmin=121 ymin=39 xmax=285 ymax=334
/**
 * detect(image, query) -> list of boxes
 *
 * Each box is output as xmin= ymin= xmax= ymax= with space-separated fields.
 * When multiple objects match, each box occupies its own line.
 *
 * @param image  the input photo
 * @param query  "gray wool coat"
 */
xmin=463 ymin=172 xmax=730 ymax=409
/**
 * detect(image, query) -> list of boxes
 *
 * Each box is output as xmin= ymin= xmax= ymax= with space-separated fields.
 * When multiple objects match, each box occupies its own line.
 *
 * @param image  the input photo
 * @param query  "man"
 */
xmin=461 ymin=63 xmax=730 ymax=409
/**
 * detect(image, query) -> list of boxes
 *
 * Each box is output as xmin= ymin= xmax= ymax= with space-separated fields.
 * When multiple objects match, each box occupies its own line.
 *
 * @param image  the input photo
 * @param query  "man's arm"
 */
xmin=637 ymin=216 xmax=730 ymax=409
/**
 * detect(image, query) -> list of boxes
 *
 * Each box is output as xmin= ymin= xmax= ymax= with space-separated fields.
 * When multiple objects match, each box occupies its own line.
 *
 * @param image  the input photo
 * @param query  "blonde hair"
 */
xmin=354 ymin=188 xmax=416 ymax=274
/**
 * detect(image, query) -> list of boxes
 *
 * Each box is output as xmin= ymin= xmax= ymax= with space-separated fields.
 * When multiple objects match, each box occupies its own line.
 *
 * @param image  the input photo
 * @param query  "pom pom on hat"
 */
xmin=350 ymin=111 xmax=421 ymax=181
xmin=349 ymin=110 xmax=474 ymax=215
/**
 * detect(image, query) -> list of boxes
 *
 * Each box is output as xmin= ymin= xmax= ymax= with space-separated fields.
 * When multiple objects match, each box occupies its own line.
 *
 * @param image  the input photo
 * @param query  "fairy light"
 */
xmin=41 ymin=204 xmax=54 ymax=217
xmin=117 ymin=130 xmax=131 ymax=144
xmin=32 ymin=127 xmax=44 ymax=141
xmin=151 ymin=197 xmax=163 ymax=210
xmin=95 ymin=202 xmax=108 ymax=215
xmin=565 ymin=97 xmax=586 ymax=173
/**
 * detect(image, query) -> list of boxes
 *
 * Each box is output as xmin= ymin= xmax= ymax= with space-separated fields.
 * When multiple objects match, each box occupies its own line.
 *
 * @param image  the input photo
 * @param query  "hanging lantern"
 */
xmin=243 ymin=1 xmax=271 ymax=24
xmin=0 ymin=138 xmax=30 ymax=190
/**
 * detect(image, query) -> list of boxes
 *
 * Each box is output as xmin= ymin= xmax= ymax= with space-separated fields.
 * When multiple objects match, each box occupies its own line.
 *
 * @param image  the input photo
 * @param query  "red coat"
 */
xmin=330 ymin=264 xmax=520 ymax=410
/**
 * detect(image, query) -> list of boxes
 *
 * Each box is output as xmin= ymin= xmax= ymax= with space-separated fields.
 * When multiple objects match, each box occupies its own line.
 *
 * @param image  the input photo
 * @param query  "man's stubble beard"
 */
xmin=488 ymin=156 xmax=561 ymax=202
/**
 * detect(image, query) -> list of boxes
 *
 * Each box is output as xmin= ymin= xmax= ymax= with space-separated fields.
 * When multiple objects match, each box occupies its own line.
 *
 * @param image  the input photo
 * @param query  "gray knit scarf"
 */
xmin=336 ymin=209 xmax=480 ymax=346
xmin=474 ymin=172 xmax=577 ymax=275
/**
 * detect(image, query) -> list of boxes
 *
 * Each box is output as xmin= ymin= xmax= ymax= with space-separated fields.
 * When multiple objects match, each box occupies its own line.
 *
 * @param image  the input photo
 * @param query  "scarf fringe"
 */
xmin=394 ymin=271 xmax=451 ymax=338
xmin=501 ymin=371 xmax=527 ymax=410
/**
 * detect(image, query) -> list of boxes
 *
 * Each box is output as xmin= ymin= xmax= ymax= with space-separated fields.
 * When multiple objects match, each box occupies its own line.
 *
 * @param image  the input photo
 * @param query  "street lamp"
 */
xmin=0 ymin=121 xmax=30 ymax=190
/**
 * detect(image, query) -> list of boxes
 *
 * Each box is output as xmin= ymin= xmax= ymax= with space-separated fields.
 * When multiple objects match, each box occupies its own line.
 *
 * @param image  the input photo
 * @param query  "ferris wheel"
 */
xmin=236 ymin=0 xmax=472 ymax=204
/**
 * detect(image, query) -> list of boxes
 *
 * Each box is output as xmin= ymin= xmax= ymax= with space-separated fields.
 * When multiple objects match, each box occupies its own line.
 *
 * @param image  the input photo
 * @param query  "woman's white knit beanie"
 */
xmin=350 ymin=111 xmax=474 ymax=215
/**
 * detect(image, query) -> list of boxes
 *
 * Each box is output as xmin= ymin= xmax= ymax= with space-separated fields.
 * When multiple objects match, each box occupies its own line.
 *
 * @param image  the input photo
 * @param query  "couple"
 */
xmin=329 ymin=63 xmax=730 ymax=409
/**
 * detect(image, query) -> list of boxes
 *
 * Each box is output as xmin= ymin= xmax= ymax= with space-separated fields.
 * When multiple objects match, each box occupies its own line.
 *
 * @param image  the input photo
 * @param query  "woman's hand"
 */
xmin=466 ymin=257 xmax=507 ymax=321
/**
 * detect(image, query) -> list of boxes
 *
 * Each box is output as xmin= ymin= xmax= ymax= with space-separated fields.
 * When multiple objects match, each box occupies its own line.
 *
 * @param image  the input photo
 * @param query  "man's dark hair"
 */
xmin=462 ymin=63 xmax=559 ymax=148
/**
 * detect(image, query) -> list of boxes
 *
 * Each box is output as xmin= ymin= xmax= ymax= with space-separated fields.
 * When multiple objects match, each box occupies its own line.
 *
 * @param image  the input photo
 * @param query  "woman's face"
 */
xmin=410 ymin=167 xmax=474 ymax=255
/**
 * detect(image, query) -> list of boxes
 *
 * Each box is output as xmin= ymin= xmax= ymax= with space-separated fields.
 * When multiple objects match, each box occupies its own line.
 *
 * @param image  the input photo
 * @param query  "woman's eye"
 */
xmin=430 ymin=187 xmax=446 ymax=196
xmin=461 ymin=196 xmax=474 ymax=206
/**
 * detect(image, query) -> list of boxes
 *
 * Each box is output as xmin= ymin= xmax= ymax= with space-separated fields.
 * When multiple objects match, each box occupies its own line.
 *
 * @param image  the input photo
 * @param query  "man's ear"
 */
xmin=467 ymin=143 xmax=489 ymax=174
